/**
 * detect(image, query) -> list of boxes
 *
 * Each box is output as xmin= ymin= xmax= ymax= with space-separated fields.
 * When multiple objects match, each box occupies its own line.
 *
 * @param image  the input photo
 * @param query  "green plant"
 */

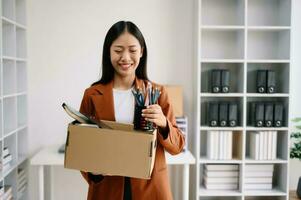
xmin=290 ymin=118 xmax=301 ymax=160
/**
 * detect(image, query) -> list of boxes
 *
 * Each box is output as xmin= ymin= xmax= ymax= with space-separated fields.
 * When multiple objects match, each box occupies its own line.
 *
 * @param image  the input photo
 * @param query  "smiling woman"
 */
xmin=78 ymin=21 xmax=185 ymax=200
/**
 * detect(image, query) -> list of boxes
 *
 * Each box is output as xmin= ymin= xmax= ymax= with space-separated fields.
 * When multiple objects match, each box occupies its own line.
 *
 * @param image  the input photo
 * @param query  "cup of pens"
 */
xmin=132 ymin=84 xmax=160 ymax=132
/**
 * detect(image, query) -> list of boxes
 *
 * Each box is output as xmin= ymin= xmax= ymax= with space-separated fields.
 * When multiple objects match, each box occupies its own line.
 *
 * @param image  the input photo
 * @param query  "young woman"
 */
xmin=79 ymin=21 xmax=185 ymax=200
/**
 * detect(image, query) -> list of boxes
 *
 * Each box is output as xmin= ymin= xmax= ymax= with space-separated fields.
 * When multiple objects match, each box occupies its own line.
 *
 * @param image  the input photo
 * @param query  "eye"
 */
xmin=114 ymin=50 xmax=122 ymax=53
xmin=130 ymin=49 xmax=137 ymax=53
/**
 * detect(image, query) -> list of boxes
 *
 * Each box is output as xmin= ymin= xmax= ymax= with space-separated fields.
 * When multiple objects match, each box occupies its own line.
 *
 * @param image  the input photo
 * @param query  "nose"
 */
xmin=120 ymin=51 xmax=130 ymax=62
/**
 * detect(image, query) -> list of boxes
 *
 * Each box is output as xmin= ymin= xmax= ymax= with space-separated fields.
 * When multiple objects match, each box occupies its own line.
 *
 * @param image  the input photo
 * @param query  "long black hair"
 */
xmin=92 ymin=21 xmax=148 ymax=86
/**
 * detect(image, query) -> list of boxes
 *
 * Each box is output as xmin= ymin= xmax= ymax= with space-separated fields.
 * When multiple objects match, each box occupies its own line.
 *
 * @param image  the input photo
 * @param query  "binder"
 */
xmin=251 ymin=102 xmax=264 ymax=127
xmin=221 ymin=70 xmax=230 ymax=93
xmin=219 ymin=102 xmax=228 ymax=127
xmin=211 ymin=70 xmax=221 ymax=93
xmin=228 ymin=103 xmax=238 ymax=127
xmin=264 ymin=102 xmax=274 ymax=127
xmin=256 ymin=70 xmax=267 ymax=93
xmin=267 ymin=70 xmax=276 ymax=93
xmin=208 ymin=102 xmax=218 ymax=127
xmin=274 ymin=103 xmax=284 ymax=127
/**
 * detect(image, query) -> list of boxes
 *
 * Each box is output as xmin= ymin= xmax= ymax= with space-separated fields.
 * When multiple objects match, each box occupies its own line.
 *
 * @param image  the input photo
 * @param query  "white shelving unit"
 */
xmin=1 ymin=0 xmax=29 ymax=199
xmin=196 ymin=0 xmax=291 ymax=199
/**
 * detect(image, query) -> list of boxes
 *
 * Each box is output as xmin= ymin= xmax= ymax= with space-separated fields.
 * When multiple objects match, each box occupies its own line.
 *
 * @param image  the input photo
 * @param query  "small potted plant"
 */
xmin=290 ymin=117 xmax=301 ymax=198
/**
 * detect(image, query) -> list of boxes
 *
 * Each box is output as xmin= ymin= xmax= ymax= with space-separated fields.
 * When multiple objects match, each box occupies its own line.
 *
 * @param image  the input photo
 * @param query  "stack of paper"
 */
xmin=1 ymin=147 xmax=12 ymax=172
xmin=207 ymin=131 xmax=233 ymax=160
xmin=249 ymin=131 xmax=277 ymax=160
xmin=245 ymin=164 xmax=274 ymax=190
xmin=203 ymin=164 xmax=239 ymax=190
xmin=18 ymin=168 xmax=27 ymax=196
xmin=176 ymin=116 xmax=188 ymax=151
xmin=3 ymin=185 xmax=13 ymax=200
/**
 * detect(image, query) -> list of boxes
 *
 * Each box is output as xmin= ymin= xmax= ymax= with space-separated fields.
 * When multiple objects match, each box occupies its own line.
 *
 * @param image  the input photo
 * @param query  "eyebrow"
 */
xmin=113 ymin=45 xmax=138 ymax=48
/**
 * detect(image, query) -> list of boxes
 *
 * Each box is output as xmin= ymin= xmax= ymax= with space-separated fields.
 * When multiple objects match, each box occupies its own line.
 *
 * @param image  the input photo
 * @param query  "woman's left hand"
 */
xmin=142 ymin=104 xmax=167 ymax=128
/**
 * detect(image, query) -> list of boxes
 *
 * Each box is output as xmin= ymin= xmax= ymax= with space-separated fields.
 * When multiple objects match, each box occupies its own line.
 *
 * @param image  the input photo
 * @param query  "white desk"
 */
xmin=30 ymin=145 xmax=195 ymax=200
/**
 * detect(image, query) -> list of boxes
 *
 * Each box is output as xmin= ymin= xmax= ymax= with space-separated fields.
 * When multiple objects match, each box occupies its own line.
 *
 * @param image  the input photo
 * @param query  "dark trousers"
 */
xmin=123 ymin=177 xmax=132 ymax=200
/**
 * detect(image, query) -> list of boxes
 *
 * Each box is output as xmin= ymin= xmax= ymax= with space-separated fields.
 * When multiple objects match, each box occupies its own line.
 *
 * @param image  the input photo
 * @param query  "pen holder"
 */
xmin=134 ymin=105 xmax=154 ymax=131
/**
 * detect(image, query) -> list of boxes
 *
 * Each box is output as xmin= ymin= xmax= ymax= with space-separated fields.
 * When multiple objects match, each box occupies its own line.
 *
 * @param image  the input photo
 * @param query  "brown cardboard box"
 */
xmin=165 ymin=85 xmax=183 ymax=117
xmin=64 ymin=121 xmax=157 ymax=179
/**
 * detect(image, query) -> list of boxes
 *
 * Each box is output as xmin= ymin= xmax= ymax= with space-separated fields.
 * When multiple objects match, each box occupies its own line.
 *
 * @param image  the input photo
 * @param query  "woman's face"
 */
xmin=110 ymin=31 xmax=143 ymax=79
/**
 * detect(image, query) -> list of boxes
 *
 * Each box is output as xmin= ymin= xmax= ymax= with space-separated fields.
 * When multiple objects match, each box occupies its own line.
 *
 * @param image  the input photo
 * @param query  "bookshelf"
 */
xmin=196 ymin=0 xmax=291 ymax=199
xmin=1 ymin=0 xmax=29 ymax=199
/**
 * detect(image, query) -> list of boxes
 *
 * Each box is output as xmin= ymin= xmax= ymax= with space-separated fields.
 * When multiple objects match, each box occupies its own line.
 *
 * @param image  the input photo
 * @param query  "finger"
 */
xmin=142 ymin=108 xmax=159 ymax=114
xmin=146 ymin=104 xmax=160 ymax=109
xmin=142 ymin=113 xmax=159 ymax=119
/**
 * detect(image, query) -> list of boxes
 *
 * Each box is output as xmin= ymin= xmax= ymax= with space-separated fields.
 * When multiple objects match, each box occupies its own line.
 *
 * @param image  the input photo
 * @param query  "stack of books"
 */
xmin=249 ymin=131 xmax=277 ymax=160
xmin=245 ymin=164 xmax=274 ymax=190
xmin=176 ymin=116 xmax=188 ymax=151
xmin=18 ymin=168 xmax=27 ymax=196
xmin=203 ymin=164 xmax=239 ymax=190
xmin=2 ymin=147 xmax=13 ymax=172
xmin=207 ymin=131 xmax=233 ymax=160
xmin=3 ymin=185 xmax=13 ymax=200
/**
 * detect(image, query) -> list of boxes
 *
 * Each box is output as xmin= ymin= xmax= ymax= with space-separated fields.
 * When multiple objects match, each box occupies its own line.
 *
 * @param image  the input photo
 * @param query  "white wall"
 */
xmin=27 ymin=0 xmax=196 ymax=199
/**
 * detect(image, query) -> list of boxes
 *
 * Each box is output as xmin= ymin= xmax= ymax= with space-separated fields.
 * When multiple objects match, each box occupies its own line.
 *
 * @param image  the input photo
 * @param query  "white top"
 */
xmin=113 ymin=87 xmax=135 ymax=124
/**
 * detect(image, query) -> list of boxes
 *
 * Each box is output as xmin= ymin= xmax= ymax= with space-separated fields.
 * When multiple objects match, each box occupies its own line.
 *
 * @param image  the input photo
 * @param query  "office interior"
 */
xmin=1 ymin=0 xmax=301 ymax=200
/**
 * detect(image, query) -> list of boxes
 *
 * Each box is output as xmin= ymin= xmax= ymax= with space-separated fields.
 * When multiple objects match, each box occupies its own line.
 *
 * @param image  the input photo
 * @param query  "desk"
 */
xmin=290 ymin=190 xmax=301 ymax=200
xmin=30 ymin=145 xmax=195 ymax=200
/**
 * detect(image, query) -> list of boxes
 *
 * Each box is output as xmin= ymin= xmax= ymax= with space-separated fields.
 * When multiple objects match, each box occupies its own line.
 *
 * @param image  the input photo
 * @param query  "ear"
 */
xmin=140 ymin=47 xmax=144 ymax=58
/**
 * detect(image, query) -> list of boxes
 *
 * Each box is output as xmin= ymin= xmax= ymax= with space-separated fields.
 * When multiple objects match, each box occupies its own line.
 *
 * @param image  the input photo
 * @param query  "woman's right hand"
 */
xmin=90 ymin=172 xmax=102 ymax=175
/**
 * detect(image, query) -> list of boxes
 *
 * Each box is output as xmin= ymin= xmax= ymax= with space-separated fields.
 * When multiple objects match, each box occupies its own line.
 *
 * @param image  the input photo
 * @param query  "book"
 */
xmin=62 ymin=103 xmax=111 ymax=129
xmin=244 ymin=183 xmax=272 ymax=190
xmin=272 ymin=131 xmax=277 ymax=159
xmin=245 ymin=177 xmax=273 ymax=184
xmin=259 ymin=131 xmax=264 ymax=160
xmin=245 ymin=171 xmax=273 ymax=177
xmin=245 ymin=164 xmax=274 ymax=172
xmin=219 ymin=131 xmax=224 ymax=160
xmin=204 ymin=183 xmax=238 ymax=190
xmin=3 ymin=147 xmax=9 ymax=157
xmin=205 ymin=164 xmax=239 ymax=171
xmin=250 ymin=132 xmax=259 ymax=160
xmin=204 ymin=169 xmax=239 ymax=177
xmin=3 ymin=154 xmax=12 ymax=165
xmin=204 ymin=176 xmax=238 ymax=184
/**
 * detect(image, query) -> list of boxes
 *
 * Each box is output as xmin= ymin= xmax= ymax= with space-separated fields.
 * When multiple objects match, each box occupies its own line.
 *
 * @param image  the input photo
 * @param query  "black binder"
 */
xmin=211 ymin=70 xmax=221 ymax=93
xmin=250 ymin=102 xmax=264 ymax=127
xmin=219 ymin=102 xmax=228 ymax=127
xmin=208 ymin=102 xmax=218 ymax=127
xmin=228 ymin=102 xmax=238 ymax=127
xmin=257 ymin=70 xmax=267 ymax=93
xmin=274 ymin=103 xmax=284 ymax=127
xmin=221 ymin=70 xmax=230 ymax=93
xmin=267 ymin=70 xmax=276 ymax=93
xmin=264 ymin=102 xmax=274 ymax=127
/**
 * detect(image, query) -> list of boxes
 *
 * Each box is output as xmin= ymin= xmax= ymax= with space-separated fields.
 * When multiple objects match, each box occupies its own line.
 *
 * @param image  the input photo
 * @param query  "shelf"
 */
xmin=246 ymin=94 xmax=289 ymax=98
xmin=201 ymin=93 xmax=244 ymax=97
xmin=201 ymin=0 xmax=244 ymax=26
xmin=247 ymin=63 xmax=290 ymax=94
xmin=247 ymin=60 xmax=290 ymax=63
xmin=247 ymin=26 xmax=291 ymax=31
xmin=200 ymin=197 xmax=242 ymax=200
xmin=244 ymin=159 xmax=288 ymax=164
xmin=17 ymin=61 xmax=27 ymax=93
xmin=200 ymin=130 xmax=243 ymax=160
xmin=2 ymin=19 xmax=16 ymax=57
xmin=3 ymin=97 xmax=17 ymax=135
xmin=244 ymin=189 xmax=287 ymax=197
xmin=3 ymin=59 xmax=16 ymax=95
xmin=246 ymin=127 xmax=289 ymax=131
xmin=201 ymin=63 xmax=244 ymax=93
xmin=2 ymin=0 xmax=15 ymax=21
xmin=199 ymin=158 xmax=242 ymax=164
xmin=201 ymin=97 xmax=243 ymax=127
xmin=199 ymin=185 xmax=242 ymax=196
xmin=15 ymin=0 xmax=26 ymax=25
xmin=247 ymin=30 xmax=290 ymax=60
xmin=201 ymin=26 xmax=245 ymax=30
xmin=17 ymin=95 xmax=27 ymax=127
xmin=201 ymin=29 xmax=244 ymax=59
xmin=200 ymin=126 xmax=244 ymax=131
xmin=247 ymin=0 xmax=291 ymax=26
xmin=201 ymin=59 xmax=244 ymax=63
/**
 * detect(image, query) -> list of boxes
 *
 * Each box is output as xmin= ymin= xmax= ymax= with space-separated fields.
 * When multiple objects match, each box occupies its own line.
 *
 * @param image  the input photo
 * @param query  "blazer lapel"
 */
xmin=91 ymin=81 xmax=116 ymax=121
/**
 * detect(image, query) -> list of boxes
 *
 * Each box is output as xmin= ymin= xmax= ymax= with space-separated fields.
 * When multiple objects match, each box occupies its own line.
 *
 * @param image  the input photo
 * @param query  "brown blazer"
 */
xmin=79 ymin=77 xmax=185 ymax=200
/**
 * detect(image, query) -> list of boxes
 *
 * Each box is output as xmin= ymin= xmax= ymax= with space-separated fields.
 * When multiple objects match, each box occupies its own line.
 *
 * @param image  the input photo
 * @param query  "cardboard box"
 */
xmin=64 ymin=121 xmax=157 ymax=179
xmin=165 ymin=85 xmax=183 ymax=117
